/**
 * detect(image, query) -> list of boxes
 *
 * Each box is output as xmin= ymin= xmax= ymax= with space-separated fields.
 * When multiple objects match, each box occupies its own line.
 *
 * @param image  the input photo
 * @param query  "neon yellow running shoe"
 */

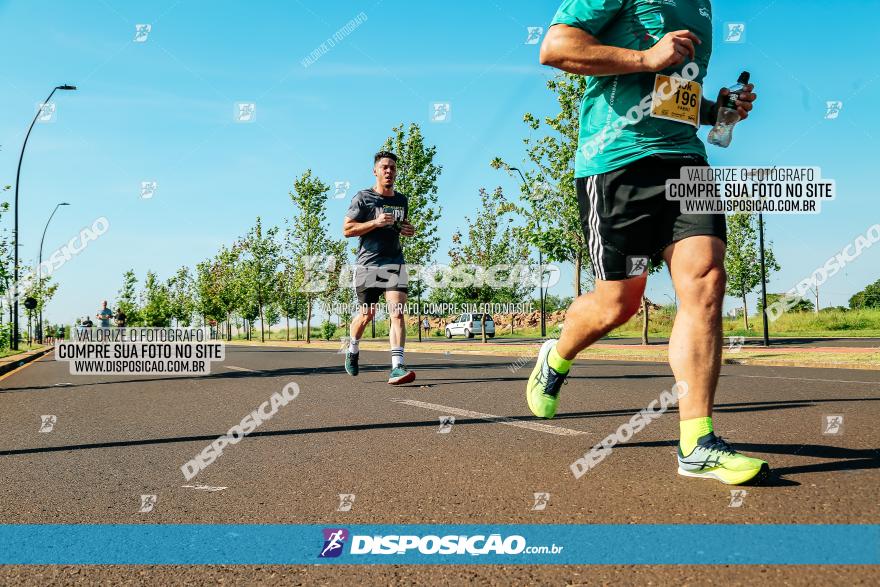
xmin=526 ymin=339 xmax=568 ymax=419
xmin=678 ymin=433 xmax=769 ymax=485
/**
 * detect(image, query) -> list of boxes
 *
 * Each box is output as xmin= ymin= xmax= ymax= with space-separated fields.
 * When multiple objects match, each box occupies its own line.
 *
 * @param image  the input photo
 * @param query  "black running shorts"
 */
xmin=576 ymin=154 xmax=726 ymax=281
xmin=354 ymin=264 xmax=409 ymax=306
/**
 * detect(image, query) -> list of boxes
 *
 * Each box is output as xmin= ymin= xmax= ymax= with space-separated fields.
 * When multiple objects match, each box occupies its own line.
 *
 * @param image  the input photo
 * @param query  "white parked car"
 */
xmin=445 ymin=313 xmax=495 ymax=339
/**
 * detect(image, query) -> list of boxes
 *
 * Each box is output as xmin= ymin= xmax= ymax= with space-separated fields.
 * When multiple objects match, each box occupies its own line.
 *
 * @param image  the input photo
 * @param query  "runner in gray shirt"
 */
xmin=342 ymin=150 xmax=416 ymax=385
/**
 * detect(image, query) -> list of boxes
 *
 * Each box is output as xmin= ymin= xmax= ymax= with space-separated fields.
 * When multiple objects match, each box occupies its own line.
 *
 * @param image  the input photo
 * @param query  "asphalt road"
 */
xmin=1 ymin=346 xmax=878 ymax=584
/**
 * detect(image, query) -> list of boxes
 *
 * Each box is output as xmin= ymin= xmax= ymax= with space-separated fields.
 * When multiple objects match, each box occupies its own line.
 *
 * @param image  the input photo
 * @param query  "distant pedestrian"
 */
xmin=96 ymin=300 xmax=113 ymax=328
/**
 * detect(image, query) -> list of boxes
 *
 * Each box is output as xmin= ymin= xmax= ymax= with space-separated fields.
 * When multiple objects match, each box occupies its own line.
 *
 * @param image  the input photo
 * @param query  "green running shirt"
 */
xmin=551 ymin=0 xmax=714 ymax=177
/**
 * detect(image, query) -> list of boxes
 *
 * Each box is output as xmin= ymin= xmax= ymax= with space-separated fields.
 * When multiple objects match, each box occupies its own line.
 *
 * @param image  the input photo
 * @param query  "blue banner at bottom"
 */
xmin=0 ymin=524 xmax=877 ymax=565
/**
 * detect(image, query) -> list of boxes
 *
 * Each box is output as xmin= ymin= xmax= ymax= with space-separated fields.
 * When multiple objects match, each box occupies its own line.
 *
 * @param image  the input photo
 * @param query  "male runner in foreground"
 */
xmin=529 ymin=0 xmax=767 ymax=485
xmin=342 ymin=151 xmax=417 ymax=385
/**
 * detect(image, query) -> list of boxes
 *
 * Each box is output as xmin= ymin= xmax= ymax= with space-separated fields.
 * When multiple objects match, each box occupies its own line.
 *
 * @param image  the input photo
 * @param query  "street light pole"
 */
xmin=12 ymin=84 xmax=76 ymax=350
xmin=758 ymin=212 xmax=770 ymax=347
xmin=508 ymin=167 xmax=546 ymax=338
xmin=37 ymin=202 xmax=70 ymax=343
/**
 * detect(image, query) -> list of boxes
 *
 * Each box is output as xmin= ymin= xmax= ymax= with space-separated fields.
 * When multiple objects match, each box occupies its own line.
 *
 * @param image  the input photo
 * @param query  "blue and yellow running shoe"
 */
xmin=526 ymin=339 xmax=568 ymax=419
xmin=678 ymin=433 xmax=769 ymax=485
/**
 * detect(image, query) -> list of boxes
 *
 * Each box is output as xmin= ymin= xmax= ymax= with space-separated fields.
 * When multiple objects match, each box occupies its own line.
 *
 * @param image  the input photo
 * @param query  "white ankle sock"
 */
xmin=391 ymin=346 xmax=404 ymax=368
xmin=349 ymin=338 xmax=360 ymax=354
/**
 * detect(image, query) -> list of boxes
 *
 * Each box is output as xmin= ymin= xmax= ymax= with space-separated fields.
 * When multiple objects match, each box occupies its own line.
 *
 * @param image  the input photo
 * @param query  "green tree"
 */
xmin=141 ymin=271 xmax=172 ymax=327
xmin=167 ymin=266 xmax=195 ymax=327
xmin=213 ymin=246 xmax=242 ymax=340
xmin=116 ymin=269 xmax=142 ymax=326
xmin=849 ymin=279 xmax=880 ymax=309
xmin=279 ymin=218 xmax=314 ymax=341
xmin=492 ymin=73 xmax=593 ymax=296
xmin=263 ymin=302 xmax=281 ymax=339
xmin=234 ymin=247 xmax=260 ymax=342
xmin=24 ymin=273 xmax=58 ymax=343
xmin=291 ymin=292 xmax=307 ymax=339
xmin=725 ymin=213 xmax=780 ymax=330
xmin=0 ymin=198 xmax=10 ymax=293
xmin=239 ymin=217 xmax=280 ymax=342
xmin=318 ymin=238 xmax=349 ymax=328
xmin=381 ymin=123 xmax=443 ymax=269
xmin=334 ymin=269 xmax=356 ymax=330
xmin=447 ymin=187 xmax=532 ymax=342
xmin=1 ymin=197 xmax=15 ymax=338
xmin=288 ymin=170 xmax=332 ymax=343
xmin=194 ymin=260 xmax=224 ymax=330
xmin=276 ymin=268 xmax=295 ymax=341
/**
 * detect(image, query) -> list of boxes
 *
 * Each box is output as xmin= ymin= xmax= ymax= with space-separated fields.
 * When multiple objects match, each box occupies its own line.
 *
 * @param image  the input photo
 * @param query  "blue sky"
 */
xmin=1 ymin=0 xmax=877 ymax=324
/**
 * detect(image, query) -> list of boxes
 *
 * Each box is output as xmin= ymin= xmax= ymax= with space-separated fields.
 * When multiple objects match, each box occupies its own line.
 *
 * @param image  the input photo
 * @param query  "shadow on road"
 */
xmin=603 ymin=439 xmax=879 ymax=486
xmin=2 ymin=405 xmax=877 ymax=486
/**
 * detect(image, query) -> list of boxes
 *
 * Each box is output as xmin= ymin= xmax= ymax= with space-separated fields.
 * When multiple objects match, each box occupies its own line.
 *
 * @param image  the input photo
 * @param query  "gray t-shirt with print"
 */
xmin=345 ymin=189 xmax=409 ymax=267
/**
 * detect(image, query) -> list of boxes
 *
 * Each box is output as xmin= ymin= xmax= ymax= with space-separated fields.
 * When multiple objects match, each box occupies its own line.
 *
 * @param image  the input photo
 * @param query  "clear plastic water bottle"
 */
xmin=708 ymin=71 xmax=750 ymax=148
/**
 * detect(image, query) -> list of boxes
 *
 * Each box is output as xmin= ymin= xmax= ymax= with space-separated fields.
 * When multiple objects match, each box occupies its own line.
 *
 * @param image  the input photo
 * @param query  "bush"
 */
xmin=320 ymin=320 xmax=336 ymax=341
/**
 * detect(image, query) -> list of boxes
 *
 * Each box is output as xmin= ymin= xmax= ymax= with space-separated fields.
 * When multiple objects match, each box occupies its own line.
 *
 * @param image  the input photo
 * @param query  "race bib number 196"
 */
xmin=650 ymin=74 xmax=702 ymax=127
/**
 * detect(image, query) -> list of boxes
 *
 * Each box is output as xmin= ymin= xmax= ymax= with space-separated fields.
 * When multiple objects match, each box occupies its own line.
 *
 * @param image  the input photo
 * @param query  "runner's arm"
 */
xmin=540 ymin=24 xmax=700 ymax=76
xmin=343 ymin=214 xmax=393 ymax=237
xmin=700 ymin=97 xmax=718 ymax=126
xmin=343 ymin=217 xmax=376 ymax=237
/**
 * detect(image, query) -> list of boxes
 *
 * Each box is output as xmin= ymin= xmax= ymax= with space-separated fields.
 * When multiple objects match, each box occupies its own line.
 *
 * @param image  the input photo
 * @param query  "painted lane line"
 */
xmin=224 ymin=365 xmax=258 ymax=373
xmin=181 ymin=484 xmax=227 ymax=492
xmin=391 ymin=398 xmax=586 ymax=437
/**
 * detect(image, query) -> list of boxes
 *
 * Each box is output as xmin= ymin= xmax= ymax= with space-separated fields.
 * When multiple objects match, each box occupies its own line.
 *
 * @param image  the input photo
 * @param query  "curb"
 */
xmin=0 ymin=346 xmax=52 ymax=377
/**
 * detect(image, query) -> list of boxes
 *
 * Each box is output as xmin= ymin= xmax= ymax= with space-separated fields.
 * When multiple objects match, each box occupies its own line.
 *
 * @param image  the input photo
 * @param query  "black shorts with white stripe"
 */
xmin=576 ymin=154 xmax=726 ymax=281
xmin=354 ymin=264 xmax=409 ymax=305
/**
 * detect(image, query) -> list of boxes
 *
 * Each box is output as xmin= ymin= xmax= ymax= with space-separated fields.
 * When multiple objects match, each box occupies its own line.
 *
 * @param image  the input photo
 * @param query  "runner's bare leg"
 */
xmin=386 ymin=290 xmax=408 ymax=349
xmin=350 ymin=305 xmax=375 ymax=341
xmin=555 ymin=275 xmax=647 ymax=360
xmin=662 ymin=235 xmax=726 ymax=420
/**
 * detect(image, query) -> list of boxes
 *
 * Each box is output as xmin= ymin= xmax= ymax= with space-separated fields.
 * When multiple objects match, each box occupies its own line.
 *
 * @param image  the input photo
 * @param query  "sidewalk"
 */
xmin=223 ymin=338 xmax=880 ymax=370
xmin=0 ymin=346 xmax=51 ymax=377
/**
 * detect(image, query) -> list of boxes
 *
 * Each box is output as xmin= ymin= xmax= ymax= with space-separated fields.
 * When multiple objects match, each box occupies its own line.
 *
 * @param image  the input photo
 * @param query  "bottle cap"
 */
xmin=737 ymin=71 xmax=750 ymax=85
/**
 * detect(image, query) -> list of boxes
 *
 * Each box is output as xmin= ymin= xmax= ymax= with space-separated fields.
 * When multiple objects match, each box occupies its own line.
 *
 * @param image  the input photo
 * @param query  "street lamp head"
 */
xmin=60 ymin=202 xmax=70 ymax=206
xmin=57 ymin=85 xmax=77 ymax=91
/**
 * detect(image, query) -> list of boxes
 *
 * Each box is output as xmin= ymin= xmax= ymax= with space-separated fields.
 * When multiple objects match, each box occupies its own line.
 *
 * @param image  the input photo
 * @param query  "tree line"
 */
xmin=2 ymin=76 xmax=879 ymax=350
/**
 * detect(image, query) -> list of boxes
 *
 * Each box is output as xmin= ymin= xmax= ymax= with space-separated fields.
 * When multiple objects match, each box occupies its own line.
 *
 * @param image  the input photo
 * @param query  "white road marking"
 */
xmin=391 ymin=398 xmax=586 ymax=437
xmin=224 ymin=365 xmax=258 ymax=373
xmin=732 ymin=374 xmax=880 ymax=385
xmin=181 ymin=484 xmax=227 ymax=492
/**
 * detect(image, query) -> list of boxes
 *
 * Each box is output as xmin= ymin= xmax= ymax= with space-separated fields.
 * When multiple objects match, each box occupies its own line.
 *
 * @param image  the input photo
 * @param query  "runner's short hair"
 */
xmin=374 ymin=150 xmax=398 ymax=164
